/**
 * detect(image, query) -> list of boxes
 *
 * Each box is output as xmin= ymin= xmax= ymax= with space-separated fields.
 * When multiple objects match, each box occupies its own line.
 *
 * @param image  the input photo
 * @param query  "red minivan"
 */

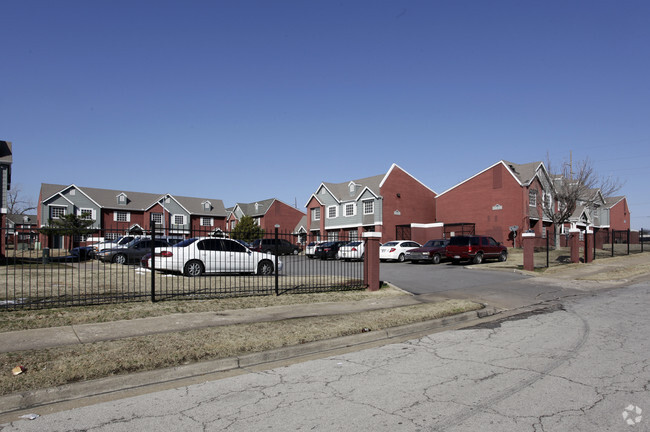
xmin=445 ymin=235 xmax=508 ymax=264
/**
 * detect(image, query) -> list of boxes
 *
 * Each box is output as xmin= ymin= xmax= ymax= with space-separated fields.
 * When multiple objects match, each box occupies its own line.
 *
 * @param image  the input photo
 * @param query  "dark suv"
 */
xmin=445 ymin=235 xmax=507 ymax=264
xmin=250 ymin=238 xmax=300 ymax=255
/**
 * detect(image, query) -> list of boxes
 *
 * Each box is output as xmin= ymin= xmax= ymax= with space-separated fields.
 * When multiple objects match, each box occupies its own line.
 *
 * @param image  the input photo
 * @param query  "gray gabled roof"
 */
xmin=321 ymin=174 xmax=384 ymax=203
xmin=7 ymin=213 xmax=37 ymax=225
xmin=502 ymin=160 xmax=543 ymax=186
xmin=605 ymin=196 xmax=626 ymax=208
xmin=234 ymin=198 xmax=277 ymax=217
xmin=40 ymin=184 xmax=227 ymax=217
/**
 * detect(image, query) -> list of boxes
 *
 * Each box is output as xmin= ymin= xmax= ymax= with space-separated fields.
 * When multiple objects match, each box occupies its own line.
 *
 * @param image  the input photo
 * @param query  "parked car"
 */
xmin=379 ymin=240 xmax=421 ymax=262
xmin=314 ymin=241 xmax=348 ymax=260
xmin=96 ymin=238 xmax=171 ymax=264
xmin=337 ymin=241 xmax=365 ymax=261
xmin=305 ymin=241 xmax=324 ymax=259
xmin=91 ymin=235 xmax=138 ymax=255
xmin=250 ymin=238 xmax=300 ymax=255
xmin=405 ymin=239 xmax=449 ymax=264
xmin=445 ymin=235 xmax=508 ymax=264
xmin=70 ymin=246 xmax=94 ymax=261
xmin=144 ymin=237 xmax=282 ymax=277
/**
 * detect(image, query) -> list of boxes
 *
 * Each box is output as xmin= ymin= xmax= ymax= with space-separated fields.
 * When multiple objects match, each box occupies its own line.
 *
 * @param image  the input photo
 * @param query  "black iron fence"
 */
xmin=0 ymin=225 xmax=367 ymax=310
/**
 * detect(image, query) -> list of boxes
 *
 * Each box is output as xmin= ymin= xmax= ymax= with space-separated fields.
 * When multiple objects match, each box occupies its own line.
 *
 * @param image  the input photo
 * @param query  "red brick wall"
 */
xmin=609 ymin=199 xmax=631 ymax=231
xmin=436 ymin=163 xmax=526 ymax=246
xmin=259 ymin=201 xmax=305 ymax=240
xmin=410 ymin=224 xmax=444 ymax=245
xmin=380 ymin=166 xmax=437 ymax=242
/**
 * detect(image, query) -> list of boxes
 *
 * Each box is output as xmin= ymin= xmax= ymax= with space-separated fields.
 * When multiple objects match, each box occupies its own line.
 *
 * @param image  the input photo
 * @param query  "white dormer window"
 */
xmin=203 ymin=201 xmax=211 ymax=211
xmin=117 ymin=193 xmax=127 ymax=205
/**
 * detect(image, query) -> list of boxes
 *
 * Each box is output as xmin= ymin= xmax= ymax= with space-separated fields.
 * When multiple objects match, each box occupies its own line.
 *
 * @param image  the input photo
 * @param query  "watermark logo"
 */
xmin=622 ymin=405 xmax=642 ymax=426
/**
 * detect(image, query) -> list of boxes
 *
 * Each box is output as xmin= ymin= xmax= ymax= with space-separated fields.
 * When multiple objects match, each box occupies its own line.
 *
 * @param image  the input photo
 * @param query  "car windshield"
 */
xmin=423 ymin=240 xmax=444 ymax=247
xmin=174 ymin=238 xmax=197 ymax=248
xmin=117 ymin=236 xmax=135 ymax=245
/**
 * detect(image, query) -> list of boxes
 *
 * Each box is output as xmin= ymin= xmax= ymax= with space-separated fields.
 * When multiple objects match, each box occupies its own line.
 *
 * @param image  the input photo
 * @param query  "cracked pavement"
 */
xmin=2 ymin=282 xmax=649 ymax=431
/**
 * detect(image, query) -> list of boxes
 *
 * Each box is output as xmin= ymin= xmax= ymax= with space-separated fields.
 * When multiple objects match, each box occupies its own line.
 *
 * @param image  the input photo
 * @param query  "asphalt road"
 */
xmin=4 ymin=281 xmax=648 ymax=431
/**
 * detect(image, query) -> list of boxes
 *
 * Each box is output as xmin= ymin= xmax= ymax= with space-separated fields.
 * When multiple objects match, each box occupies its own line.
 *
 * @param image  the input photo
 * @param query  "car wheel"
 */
xmin=398 ymin=253 xmax=405 ymax=262
xmin=498 ymin=251 xmax=508 ymax=262
xmin=184 ymin=260 xmax=204 ymax=277
xmin=472 ymin=253 xmax=484 ymax=264
xmin=112 ymin=254 xmax=127 ymax=265
xmin=257 ymin=260 xmax=274 ymax=275
xmin=432 ymin=253 xmax=441 ymax=265
xmin=293 ymin=249 xmax=299 ymax=255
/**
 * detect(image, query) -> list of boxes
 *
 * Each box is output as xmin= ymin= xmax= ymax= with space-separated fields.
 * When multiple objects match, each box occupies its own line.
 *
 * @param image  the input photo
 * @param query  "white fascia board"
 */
xmin=66 ymin=184 xmax=102 ymax=208
xmin=325 ymin=222 xmax=383 ymax=230
xmin=410 ymin=222 xmax=444 ymax=228
xmin=520 ymin=162 xmax=547 ymax=187
xmin=437 ymin=161 xmax=518 ymax=197
xmin=46 ymin=193 xmax=75 ymax=206
xmin=303 ymin=188 xmax=328 ymax=208
xmin=379 ymin=163 xmax=437 ymax=195
xmin=354 ymin=186 xmax=380 ymax=202
xmin=42 ymin=185 xmax=80 ymax=206
xmin=304 ymin=193 xmax=325 ymax=208
xmin=145 ymin=194 xmax=191 ymax=215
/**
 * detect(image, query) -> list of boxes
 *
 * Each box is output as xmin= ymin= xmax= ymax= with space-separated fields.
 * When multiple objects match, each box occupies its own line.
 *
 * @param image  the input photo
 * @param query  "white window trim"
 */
xmin=312 ymin=208 xmax=321 ymax=221
xmin=529 ymin=190 xmax=537 ymax=207
xmin=172 ymin=214 xmax=187 ymax=225
xmin=327 ymin=205 xmax=339 ymax=219
xmin=363 ymin=200 xmax=374 ymax=215
xmin=114 ymin=211 xmax=131 ymax=222
xmin=344 ymin=202 xmax=356 ymax=217
xmin=151 ymin=213 xmax=163 ymax=224
xmin=201 ymin=217 xmax=214 ymax=227
xmin=77 ymin=208 xmax=96 ymax=220
xmin=49 ymin=205 xmax=67 ymax=219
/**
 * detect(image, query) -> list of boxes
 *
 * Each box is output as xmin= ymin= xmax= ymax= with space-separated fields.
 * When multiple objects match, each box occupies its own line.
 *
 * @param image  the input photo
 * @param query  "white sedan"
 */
xmin=379 ymin=240 xmax=421 ymax=262
xmin=338 ymin=241 xmax=365 ymax=261
xmin=146 ymin=237 xmax=282 ymax=277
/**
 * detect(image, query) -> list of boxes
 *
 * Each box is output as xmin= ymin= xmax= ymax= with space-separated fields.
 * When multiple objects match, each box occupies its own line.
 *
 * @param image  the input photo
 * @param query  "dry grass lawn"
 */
xmin=0 ymin=298 xmax=481 ymax=396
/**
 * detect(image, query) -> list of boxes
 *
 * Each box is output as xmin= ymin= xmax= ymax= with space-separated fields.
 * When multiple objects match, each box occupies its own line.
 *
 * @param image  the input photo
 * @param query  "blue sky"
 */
xmin=2 ymin=1 xmax=649 ymax=229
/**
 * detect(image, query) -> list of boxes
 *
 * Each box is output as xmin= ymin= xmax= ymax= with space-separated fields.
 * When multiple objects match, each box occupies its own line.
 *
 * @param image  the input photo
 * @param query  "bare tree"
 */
xmin=7 ymin=185 xmax=37 ymax=215
xmin=544 ymin=155 xmax=624 ymax=247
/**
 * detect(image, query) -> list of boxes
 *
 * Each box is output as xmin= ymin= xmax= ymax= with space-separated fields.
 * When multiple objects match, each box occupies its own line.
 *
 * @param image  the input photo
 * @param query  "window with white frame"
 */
xmin=327 ymin=205 xmax=338 ymax=219
xmin=543 ymin=192 xmax=552 ymax=209
xmin=50 ymin=206 xmax=66 ymax=219
xmin=348 ymin=229 xmax=358 ymax=240
xmin=327 ymin=232 xmax=339 ymax=241
xmin=230 ymin=220 xmax=237 ymax=229
xmin=105 ymin=232 xmax=119 ymax=240
xmin=173 ymin=214 xmax=186 ymax=225
xmin=312 ymin=207 xmax=320 ymax=221
xmin=344 ymin=203 xmax=355 ymax=217
xmin=78 ymin=208 xmax=93 ymax=219
xmin=201 ymin=217 xmax=213 ymax=227
xmin=529 ymin=190 xmax=537 ymax=207
xmin=151 ymin=213 xmax=163 ymax=224
xmin=363 ymin=200 xmax=374 ymax=215
xmin=115 ymin=211 xmax=129 ymax=222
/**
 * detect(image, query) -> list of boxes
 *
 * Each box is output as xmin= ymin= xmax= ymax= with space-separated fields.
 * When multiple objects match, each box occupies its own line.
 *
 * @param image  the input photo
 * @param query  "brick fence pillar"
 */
xmin=569 ymin=229 xmax=581 ymax=264
xmin=522 ymin=232 xmax=536 ymax=271
xmin=363 ymin=232 xmax=381 ymax=291
xmin=585 ymin=229 xmax=594 ymax=263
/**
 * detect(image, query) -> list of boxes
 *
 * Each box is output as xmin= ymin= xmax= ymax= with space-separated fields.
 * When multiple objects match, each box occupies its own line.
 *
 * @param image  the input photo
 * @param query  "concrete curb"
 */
xmin=0 ymin=307 xmax=498 ymax=417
